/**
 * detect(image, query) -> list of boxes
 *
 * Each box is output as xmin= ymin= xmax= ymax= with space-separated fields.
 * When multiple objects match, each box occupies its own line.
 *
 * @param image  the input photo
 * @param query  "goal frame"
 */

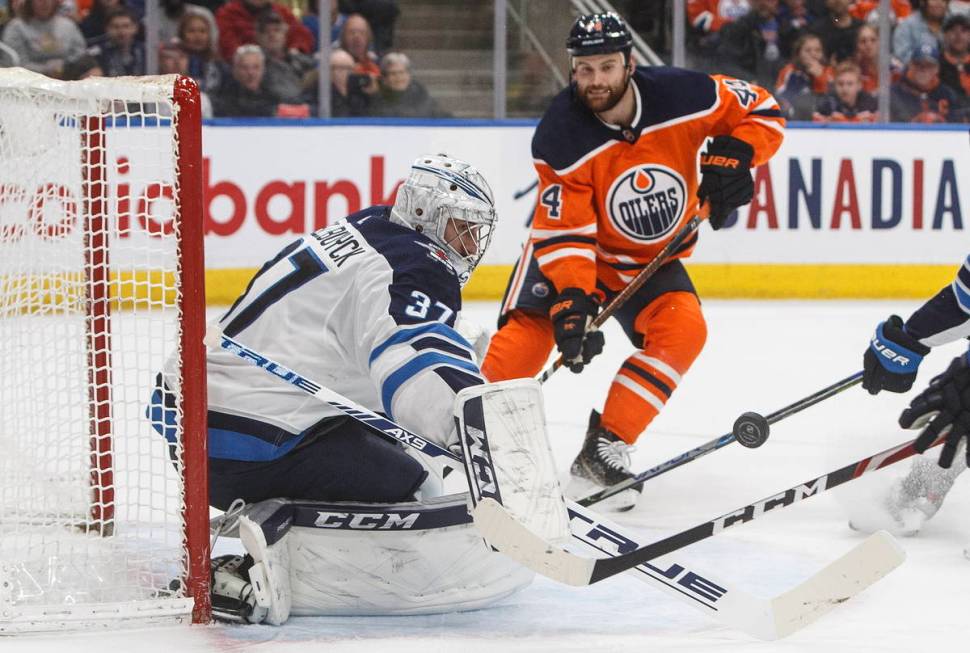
xmin=1 ymin=72 xmax=211 ymax=628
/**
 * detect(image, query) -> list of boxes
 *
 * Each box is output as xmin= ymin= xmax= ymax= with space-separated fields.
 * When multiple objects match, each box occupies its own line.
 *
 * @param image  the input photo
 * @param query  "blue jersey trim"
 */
xmin=208 ymin=427 xmax=306 ymax=461
xmin=147 ymin=387 xmax=178 ymax=445
xmin=369 ymin=322 xmax=472 ymax=366
xmin=952 ymin=276 xmax=970 ymax=313
xmin=381 ymin=352 xmax=481 ymax=417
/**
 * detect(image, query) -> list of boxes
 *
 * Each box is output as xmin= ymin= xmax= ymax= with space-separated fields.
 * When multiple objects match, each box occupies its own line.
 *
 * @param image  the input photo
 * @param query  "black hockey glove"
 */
xmin=899 ymin=351 xmax=970 ymax=469
xmin=697 ymin=135 xmax=754 ymax=230
xmin=862 ymin=315 xmax=930 ymax=395
xmin=549 ymin=287 xmax=605 ymax=373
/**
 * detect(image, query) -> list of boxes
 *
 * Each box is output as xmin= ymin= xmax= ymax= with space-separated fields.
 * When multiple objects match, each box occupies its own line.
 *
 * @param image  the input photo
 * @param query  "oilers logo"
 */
xmin=606 ymin=164 xmax=685 ymax=243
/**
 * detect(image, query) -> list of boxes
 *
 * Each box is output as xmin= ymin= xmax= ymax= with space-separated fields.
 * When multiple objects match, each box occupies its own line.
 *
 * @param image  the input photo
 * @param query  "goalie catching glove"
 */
xmin=697 ymin=135 xmax=754 ymax=230
xmin=549 ymin=288 xmax=604 ymax=373
xmin=900 ymin=351 xmax=970 ymax=469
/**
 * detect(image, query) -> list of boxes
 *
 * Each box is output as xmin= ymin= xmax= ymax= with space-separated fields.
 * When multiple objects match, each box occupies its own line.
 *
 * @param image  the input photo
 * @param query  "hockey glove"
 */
xmin=697 ymin=135 xmax=754 ymax=230
xmin=862 ymin=315 xmax=930 ymax=395
xmin=549 ymin=287 xmax=605 ymax=373
xmin=899 ymin=351 xmax=970 ymax=469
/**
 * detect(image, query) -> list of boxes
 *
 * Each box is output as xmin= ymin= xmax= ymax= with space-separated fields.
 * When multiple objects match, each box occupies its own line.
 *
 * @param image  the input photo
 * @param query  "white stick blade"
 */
xmin=472 ymin=498 xmax=593 ymax=586
xmin=770 ymin=530 xmax=906 ymax=639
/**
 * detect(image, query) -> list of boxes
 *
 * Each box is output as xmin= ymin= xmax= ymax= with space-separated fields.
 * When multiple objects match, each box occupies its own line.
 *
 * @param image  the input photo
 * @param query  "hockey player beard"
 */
xmin=577 ymin=75 xmax=629 ymax=114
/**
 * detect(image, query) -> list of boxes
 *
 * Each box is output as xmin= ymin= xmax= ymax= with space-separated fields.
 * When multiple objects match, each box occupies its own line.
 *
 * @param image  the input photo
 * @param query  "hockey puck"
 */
xmin=732 ymin=411 xmax=770 ymax=448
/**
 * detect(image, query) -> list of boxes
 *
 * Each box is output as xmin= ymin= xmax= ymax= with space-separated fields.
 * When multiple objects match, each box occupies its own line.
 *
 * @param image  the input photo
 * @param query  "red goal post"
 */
xmin=0 ymin=70 xmax=209 ymax=631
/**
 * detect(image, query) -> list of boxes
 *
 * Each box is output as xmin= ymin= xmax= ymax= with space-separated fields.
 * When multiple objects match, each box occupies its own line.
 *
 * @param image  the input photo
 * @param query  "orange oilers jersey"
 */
xmin=528 ymin=66 xmax=784 ymax=295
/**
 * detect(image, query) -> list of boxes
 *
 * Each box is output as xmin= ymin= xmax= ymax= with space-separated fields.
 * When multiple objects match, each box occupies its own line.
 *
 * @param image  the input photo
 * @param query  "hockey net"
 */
xmin=0 ymin=70 xmax=209 ymax=632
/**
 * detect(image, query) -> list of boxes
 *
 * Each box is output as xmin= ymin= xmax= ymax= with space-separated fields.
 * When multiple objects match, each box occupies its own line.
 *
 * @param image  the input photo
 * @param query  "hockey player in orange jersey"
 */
xmin=481 ymin=12 xmax=785 ymax=509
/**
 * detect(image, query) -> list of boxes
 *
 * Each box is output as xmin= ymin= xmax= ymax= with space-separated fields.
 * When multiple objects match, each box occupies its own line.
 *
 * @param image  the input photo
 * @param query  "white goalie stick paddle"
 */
xmin=208 ymin=331 xmax=904 ymax=639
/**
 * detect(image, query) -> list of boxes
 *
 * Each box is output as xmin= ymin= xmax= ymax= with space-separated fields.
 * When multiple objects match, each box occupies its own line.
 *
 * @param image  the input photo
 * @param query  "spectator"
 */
xmin=813 ymin=60 xmax=878 ymax=121
xmin=688 ymin=0 xmax=750 ymax=34
xmin=256 ymin=10 xmax=312 ymax=103
xmin=178 ymin=11 xmax=224 ymax=93
xmin=303 ymin=47 xmax=370 ymax=117
xmin=337 ymin=12 xmax=379 ymax=93
xmin=1 ymin=0 xmax=86 ymax=78
xmin=216 ymin=0 xmax=312 ymax=62
xmin=95 ymin=7 xmax=144 ymax=76
xmin=808 ymin=0 xmax=863 ymax=62
xmin=891 ymin=43 xmax=964 ymax=122
xmin=894 ymin=0 xmax=948 ymax=64
xmin=775 ymin=32 xmax=834 ymax=118
xmin=939 ymin=12 xmax=970 ymax=97
xmin=78 ymin=0 xmax=122 ymax=46
xmin=212 ymin=44 xmax=279 ymax=117
xmin=686 ymin=0 xmax=749 ymax=63
xmin=779 ymin=0 xmax=817 ymax=31
xmin=62 ymin=52 xmax=103 ymax=79
xmin=716 ymin=0 xmax=794 ymax=88
xmin=339 ymin=0 xmax=399 ymax=54
xmin=851 ymin=23 xmax=899 ymax=92
xmin=849 ymin=0 xmax=912 ymax=24
xmin=371 ymin=51 xmax=450 ymax=118
xmin=159 ymin=0 xmax=217 ymax=46
xmin=158 ymin=38 xmax=213 ymax=117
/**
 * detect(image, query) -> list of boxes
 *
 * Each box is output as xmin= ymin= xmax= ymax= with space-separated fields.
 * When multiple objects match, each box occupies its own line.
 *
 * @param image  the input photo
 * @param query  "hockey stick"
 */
xmin=578 ymin=371 xmax=864 ymax=507
xmin=537 ymin=212 xmax=706 ymax=384
xmin=209 ymin=331 xmax=904 ymax=639
xmin=474 ymin=431 xmax=937 ymax=586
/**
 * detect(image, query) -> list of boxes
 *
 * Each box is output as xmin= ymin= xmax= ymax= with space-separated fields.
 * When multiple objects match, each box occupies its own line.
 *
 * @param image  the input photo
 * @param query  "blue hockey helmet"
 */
xmin=566 ymin=12 xmax=633 ymax=60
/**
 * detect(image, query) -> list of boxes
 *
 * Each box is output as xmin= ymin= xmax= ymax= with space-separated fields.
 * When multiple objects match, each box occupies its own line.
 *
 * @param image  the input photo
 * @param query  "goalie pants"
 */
xmin=482 ymin=258 xmax=707 ymax=444
xmin=209 ymin=416 xmax=428 ymax=511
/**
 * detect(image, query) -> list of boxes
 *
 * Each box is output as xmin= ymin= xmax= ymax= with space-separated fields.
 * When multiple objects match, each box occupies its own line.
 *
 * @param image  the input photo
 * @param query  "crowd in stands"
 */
xmin=0 ymin=0 xmax=450 ymax=118
xmin=687 ymin=0 xmax=970 ymax=123
xmin=2 ymin=0 xmax=969 ymax=123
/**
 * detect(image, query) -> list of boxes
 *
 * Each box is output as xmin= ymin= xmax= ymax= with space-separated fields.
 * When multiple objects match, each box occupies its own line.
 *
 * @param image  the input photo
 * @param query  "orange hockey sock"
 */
xmin=601 ymin=292 xmax=707 ymax=443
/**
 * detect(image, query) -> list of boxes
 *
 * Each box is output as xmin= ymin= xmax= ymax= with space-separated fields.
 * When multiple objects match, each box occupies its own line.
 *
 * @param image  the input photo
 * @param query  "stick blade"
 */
xmin=472 ymin=498 xmax=594 ymax=586
xmin=769 ymin=530 xmax=905 ymax=639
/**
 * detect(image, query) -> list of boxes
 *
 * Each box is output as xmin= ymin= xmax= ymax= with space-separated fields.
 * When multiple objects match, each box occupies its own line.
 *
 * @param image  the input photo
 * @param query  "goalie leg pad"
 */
xmin=275 ymin=494 xmax=534 ymax=616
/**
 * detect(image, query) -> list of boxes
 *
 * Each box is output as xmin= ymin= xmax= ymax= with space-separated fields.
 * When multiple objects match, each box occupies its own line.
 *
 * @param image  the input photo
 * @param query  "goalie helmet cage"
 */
xmin=0 ymin=69 xmax=209 ymax=632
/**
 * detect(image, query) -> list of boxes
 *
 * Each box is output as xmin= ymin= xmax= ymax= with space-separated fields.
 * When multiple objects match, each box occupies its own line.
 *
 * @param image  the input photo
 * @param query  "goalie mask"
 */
xmin=390 ymin=154 xmax=497 ymax=285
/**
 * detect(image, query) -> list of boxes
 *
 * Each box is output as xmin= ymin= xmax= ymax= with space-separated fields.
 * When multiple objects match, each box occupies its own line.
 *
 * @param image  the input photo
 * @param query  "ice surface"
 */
xmin=5 ymin=300 xmax=966 ymax=652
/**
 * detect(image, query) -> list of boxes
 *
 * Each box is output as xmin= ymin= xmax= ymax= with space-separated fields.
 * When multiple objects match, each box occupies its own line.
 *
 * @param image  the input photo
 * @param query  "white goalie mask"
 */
xmin=390 ymin=154 xmax=497 ymax=285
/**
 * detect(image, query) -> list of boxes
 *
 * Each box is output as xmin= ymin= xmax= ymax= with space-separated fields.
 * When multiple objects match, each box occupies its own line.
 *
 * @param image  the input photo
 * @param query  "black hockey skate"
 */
xmin=568 ymin=410 xmax=641 ymax=512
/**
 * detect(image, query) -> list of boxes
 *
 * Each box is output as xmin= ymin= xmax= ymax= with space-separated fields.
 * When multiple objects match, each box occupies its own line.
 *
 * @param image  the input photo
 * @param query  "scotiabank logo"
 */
xmin=205 ymin=155 xmax=402 ymax=236
xmin=0 ymin=155 xmax=403 ymax=243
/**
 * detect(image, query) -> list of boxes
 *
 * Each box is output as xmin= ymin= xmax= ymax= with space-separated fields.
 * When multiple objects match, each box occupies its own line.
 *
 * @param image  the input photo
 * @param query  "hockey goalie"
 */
xmin=150 ymin=154 xmax=567 ymax=624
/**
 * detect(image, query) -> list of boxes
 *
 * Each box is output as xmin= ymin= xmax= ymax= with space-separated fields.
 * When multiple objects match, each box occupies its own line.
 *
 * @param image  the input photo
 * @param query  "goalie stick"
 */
xmin=208 ymin=331 xmax=903 ymax=639
xmin=578 ymin=371 xmax=865 ymax=507
xmin=474 ymin=432 xmax=937 ymax=587
xmin=537 ymin=212 xmax=706 ymax=384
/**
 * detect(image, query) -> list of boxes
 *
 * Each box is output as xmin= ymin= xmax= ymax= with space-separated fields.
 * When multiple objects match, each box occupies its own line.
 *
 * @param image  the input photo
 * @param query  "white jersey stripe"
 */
xmin=536 ymin=247 xmax=596 ymax=266
xmin=614 ymin=375 xmax=666 ymax=413
xmin=631 ymin=352 xmax=683 ymax=385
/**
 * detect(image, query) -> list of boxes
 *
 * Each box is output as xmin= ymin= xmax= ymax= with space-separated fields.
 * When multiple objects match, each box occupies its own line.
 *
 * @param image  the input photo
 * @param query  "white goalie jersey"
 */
xmin=192 ymin=207 xmax=485 ymax=462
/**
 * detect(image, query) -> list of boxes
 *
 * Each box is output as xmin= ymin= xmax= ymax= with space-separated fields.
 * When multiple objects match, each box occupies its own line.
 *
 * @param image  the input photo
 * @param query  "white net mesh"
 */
xmin=0 ymin=70 xmax=203 ymax=632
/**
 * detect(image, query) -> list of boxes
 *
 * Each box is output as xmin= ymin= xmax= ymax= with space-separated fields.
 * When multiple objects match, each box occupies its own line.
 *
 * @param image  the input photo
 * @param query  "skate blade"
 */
xmin=566 ymin=475 xmax=638 ymax=512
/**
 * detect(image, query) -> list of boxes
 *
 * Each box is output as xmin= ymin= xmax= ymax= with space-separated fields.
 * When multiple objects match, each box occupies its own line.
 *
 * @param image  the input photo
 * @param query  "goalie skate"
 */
xmin=210 ymin=555 xmax=267 ymax=624
xmin=567 ymin=410 xmax=640 ymax=511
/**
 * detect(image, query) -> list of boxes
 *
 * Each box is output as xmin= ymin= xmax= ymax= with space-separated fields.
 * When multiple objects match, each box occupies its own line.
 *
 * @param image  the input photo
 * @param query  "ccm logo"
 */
xmin=314 ymin=511 xmax=420 ymax=529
